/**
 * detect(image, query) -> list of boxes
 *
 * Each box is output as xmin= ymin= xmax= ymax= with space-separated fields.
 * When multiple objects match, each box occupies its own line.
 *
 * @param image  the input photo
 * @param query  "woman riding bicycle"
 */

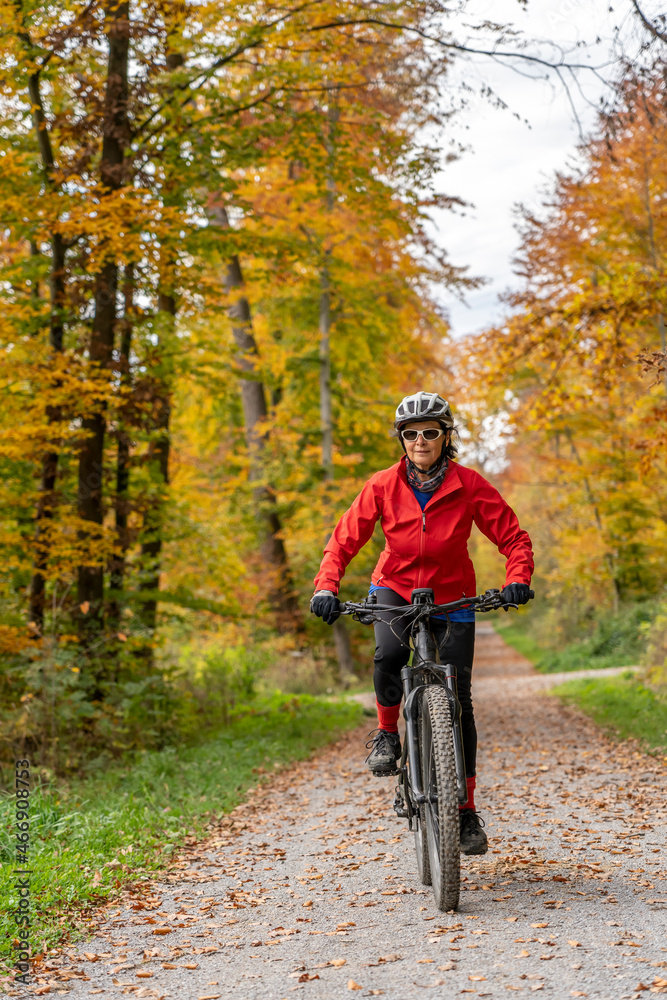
xmin=311 ymin=391 xmax=534 ymax=856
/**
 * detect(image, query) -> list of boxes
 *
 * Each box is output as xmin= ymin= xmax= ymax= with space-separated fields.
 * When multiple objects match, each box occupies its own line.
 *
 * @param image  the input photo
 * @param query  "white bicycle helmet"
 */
xmin=395 ymin=391 xmax=453 ymax=430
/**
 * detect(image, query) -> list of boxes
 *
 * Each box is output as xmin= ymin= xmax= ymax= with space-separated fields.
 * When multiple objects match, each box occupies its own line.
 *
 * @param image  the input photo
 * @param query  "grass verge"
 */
xmin=494 ymin=602 xmax=651 ymax=674
xmin=492 ymin=614 xmax=545 ymax=665
xmin=0 ymin=693 xmax=363 ymax=962
xmin=552 ymin=673 xmax=667 ymax=756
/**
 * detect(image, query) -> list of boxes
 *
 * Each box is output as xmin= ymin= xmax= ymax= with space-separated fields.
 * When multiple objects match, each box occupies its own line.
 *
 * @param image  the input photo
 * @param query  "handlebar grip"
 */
xmin=529 ymin=589 xmax=535 ymax=600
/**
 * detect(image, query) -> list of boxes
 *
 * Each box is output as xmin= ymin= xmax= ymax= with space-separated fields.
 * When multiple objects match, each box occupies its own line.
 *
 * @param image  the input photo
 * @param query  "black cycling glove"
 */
xmin=310 ymin=590 xmax=341 ymax=625
xmin=501 ymin=582 xmax=532 ymax=606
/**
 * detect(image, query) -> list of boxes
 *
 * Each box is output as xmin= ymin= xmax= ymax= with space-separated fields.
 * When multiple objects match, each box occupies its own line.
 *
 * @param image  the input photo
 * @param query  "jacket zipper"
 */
xmin=408 ymin=479 xmax=458 ymax=591
xmin=417 ymin=509 xmax=426 ymax=588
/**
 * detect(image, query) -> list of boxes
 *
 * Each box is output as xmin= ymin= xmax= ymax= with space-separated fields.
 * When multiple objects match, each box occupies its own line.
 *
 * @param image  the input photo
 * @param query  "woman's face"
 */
xmin=401 ymin=420 xmax=449 ymax=471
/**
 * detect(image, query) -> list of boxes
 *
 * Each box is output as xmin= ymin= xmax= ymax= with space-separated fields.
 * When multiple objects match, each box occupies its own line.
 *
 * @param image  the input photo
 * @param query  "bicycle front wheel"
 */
xmin=414 ymin=709 xmax=431 ymax=886
xmin=421 ymin=685 xmax=460 ymax=911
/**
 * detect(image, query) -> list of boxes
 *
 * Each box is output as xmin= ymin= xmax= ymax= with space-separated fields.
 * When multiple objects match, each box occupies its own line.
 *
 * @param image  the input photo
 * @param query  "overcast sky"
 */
xmin=433 ymin=0 xmax=650 ymax=339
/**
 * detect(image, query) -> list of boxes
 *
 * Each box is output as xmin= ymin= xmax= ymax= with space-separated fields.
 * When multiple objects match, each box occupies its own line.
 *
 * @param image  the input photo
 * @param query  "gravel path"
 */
xmin=24 ymin=625 xmax=667 ymax=1000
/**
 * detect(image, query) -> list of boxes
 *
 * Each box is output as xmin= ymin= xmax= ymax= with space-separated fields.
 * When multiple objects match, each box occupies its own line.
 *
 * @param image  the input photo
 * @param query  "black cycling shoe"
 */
xmin=365 ymin=729 xmax=401 ymax=776
xmin=459 ymin=809 xmax=488 ymax=855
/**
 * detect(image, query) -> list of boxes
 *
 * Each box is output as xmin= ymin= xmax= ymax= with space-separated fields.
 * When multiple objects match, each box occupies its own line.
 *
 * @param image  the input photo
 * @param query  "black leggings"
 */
xmin=373 ymin=587 xmax=477 ymax=776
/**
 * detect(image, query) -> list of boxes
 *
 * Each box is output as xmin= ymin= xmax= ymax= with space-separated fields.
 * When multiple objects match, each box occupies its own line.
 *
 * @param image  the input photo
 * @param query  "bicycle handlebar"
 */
xmin=339 ymin=587 xmax=534 ymax=623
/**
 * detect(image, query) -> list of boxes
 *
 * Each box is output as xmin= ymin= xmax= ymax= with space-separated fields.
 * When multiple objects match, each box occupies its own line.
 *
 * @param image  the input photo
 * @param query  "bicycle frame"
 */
xmin=401 ymin=608 xmax=466 ymax=798
xmin=396 ymin=593 xmax=468 ymax=827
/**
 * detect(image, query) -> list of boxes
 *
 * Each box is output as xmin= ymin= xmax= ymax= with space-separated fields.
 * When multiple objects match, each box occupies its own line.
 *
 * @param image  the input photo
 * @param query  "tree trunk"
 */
xmin=21 ymin=48 xmax=66 ymax=632
xmin=318 ymin=93 xmax=354 ymax=680
xmin=208 ymin=200 xmax=302 ymax=629
xmin=657 ymin=313 xmax=667 ymax=398
xmin=565 ymin=428 xmax=621 ymax=609
xmin=138 ymin=289 xmax=173 ymax=643
xmin=108 ymin=265 xmax=134 ymax=631
xmin=319 ymin=269 xmax=354 ymax=678
xmin=77 ymin=0 xmax=130 ymax=639
xmin=319 ymin=266 xmax=335 ymax=481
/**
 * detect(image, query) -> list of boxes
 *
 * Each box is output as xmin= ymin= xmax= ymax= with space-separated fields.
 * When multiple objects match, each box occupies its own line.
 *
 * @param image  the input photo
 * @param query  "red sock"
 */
xmin=376 ymin=700 xmax=400 ymax=733
xmin=460 ymin=774 xmax=476 ymax=811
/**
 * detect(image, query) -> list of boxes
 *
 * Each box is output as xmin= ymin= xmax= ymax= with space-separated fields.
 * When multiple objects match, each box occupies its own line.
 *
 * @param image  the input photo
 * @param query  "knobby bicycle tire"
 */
xmin=414 ymin=707 xmax=431 ymax=886
xmin=421 ymin=685 xmax=460 ymax=911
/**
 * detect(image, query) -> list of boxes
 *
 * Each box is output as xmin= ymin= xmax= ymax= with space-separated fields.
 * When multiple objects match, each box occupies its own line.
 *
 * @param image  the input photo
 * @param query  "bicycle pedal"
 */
xmin=370 ymin=767 xmax=399 ymax=778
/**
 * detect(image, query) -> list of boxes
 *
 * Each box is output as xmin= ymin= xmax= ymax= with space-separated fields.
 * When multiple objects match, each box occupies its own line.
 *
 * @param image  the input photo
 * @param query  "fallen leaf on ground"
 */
xmin=302 ymin=900 xmax=313 ymax=908
xmin=329 ymin=959 xmax=346 ymax=967
xmin=438 ymin=962 xmax=455 ymax=971
xmin=568 ymin=941 xmax=581 ymax=948
xmin=136 ymin=970 xmax=153 ymax=978
xmin=470 ymin=975 xmax=487 ymax=981
xmin=348 ymin=980 xmax=363 ymax=991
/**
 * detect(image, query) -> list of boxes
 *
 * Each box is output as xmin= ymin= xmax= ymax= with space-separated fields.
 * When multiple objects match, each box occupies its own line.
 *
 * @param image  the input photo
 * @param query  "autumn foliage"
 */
xmin=462 ymin=68 xmax=667 ymax=642
xmin=0 ymin=0 xmax=475 ymax=764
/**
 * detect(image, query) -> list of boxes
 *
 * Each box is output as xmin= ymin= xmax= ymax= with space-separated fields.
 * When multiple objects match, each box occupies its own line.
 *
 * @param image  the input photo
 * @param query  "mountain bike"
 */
xmin=339 ymin=586 xmax=534 ymax=912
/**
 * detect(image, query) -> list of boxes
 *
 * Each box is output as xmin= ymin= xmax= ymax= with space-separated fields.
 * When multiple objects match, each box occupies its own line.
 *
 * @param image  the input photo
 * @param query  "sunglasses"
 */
xmin=400 ymin=427 xmax=446 ymax=442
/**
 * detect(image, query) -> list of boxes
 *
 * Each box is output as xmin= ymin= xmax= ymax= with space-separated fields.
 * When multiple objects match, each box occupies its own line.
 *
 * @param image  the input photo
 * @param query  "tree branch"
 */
xmin=631 ymin=1 xmax=667 ymax=44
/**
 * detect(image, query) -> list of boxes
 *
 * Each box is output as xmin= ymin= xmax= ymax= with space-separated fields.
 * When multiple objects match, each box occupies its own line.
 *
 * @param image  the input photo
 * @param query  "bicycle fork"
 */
xmin=399 ymin=672 xmax=468 ymax=804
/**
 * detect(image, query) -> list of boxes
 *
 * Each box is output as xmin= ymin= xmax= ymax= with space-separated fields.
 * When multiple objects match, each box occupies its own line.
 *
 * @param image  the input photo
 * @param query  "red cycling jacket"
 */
xmin=314 ymin=457 xmax=533 ymax=603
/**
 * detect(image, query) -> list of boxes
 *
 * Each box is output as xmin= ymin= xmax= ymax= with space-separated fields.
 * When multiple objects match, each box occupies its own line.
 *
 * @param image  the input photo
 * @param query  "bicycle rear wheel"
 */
xmin=421 ymin=685 xmax=460 ymax=911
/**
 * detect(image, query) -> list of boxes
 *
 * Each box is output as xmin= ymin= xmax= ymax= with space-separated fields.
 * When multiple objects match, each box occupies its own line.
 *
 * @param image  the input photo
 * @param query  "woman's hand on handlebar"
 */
xmin=501 ymin=582 xmax=533 ymax=606
xmin=310 ymin=590 xmax=341 ymax=624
